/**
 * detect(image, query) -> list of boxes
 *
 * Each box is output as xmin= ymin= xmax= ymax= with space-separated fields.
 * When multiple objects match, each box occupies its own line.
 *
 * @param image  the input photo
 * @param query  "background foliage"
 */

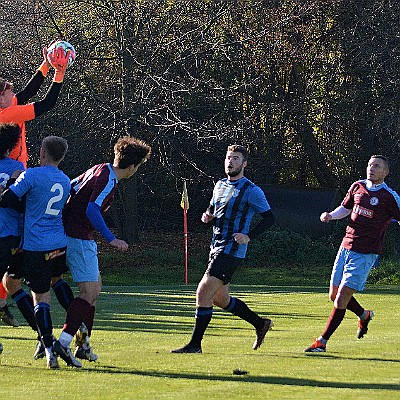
xmin=0 ymin=0 xmax=399 ymax=239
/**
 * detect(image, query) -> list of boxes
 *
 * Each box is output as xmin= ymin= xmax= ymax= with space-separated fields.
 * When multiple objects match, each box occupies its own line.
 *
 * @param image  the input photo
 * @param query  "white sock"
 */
xmin=45 ymin=347 xmax=53 ymax=359
xmin=59 ymin=331 xmax=73 ymax=348
xmin=317 ymin=336 xmax=327 ymax=345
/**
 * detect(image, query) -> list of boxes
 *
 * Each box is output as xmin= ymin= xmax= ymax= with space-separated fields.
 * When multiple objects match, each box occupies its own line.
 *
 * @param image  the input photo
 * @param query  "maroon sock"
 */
xmin=63 ymin=297 xmax=92 ymax=336
xmin=321 ymin=307 xmax=346 ymax=341
xmin=346 ymin=296 xmax=364 ymax=317
xmin=83 ymin=306 xmax=95 ymax=336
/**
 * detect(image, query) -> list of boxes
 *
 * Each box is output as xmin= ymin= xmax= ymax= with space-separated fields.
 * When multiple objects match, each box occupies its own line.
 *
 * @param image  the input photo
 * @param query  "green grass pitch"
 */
xmin=1 ymin=285 xmax=399 ymax=399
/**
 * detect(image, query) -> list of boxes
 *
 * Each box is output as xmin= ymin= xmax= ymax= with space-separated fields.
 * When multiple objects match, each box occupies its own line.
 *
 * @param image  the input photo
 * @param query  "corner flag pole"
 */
xmin=181 ymin=181 xmax=189 ymax=285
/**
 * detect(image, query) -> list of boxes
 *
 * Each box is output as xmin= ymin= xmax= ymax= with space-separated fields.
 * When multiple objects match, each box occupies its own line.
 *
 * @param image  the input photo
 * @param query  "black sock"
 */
xmin=224 ymin=296 xmax=264 ymax=330
xmin=189 ymin=307 xmax=213 ymax=348
xmin=34 ymin=302 xmax=53 ymax=348
xmin=11 ymin=289 xmax=37 ymax=332
xmin=52 ymin=279 xmax=74 ymax=311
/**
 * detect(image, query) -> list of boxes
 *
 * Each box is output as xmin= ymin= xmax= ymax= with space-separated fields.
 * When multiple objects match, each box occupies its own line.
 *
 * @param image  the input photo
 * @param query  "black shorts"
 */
xmin=23 ymin=247 xmax=67 ymax=294
xmin=205 ymin=252 xmax=241 ymax=285
xmin=0 ymin=236 xmax=22 ymax=278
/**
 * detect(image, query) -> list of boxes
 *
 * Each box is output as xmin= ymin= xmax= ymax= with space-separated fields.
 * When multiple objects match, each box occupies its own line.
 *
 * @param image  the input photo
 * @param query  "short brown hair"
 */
xmin=42 ymin=136 xmax=68 ymax=162
xmin=227 ymin=144 xmax=249 ymax=161
xmin=114 ymin=136 xmax=151 ymax=169
xmin=370 ymin=154 xmax=389 ymax=170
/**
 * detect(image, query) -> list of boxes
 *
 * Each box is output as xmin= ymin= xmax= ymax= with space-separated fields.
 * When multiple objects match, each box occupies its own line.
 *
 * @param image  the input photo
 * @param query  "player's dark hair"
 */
xmin=114 ymin=136 xmax=151 ymax=169
xmin=0 ymin=123 xmax=22 ymax=158
xmin=42 ymin=136 xmax=68 ymax=162
xmin=370 ymin=154 xmax=389 ymax=170
xmin=227 ymin=144 xmax=249 ymax=161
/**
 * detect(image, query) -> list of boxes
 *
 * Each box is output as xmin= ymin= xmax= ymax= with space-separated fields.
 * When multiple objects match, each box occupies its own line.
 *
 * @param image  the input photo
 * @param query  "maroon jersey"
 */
xmin=63 ymin=163 xmax=118 ymax=240
xmin=341 ymin=180 xmax=400 ymax=254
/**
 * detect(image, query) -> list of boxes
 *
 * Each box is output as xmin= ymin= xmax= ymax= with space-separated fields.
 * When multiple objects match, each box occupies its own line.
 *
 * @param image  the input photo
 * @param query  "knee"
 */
xmin=213 ymin=293 xmax=230 ymax=309
xmin=196 ymin=285 xmax=207 ymax=303
xmin=3 ymin=276 xmax=21 ymax=295
xmin=79 ymin=286 xmax=101 ymax=305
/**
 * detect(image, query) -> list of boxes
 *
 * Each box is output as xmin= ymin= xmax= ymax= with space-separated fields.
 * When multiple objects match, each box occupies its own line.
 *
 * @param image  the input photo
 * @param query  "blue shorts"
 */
xmin=66 ymin=236 xmax=99 ymax=283
xmin=330 ymin=246 xmax=378 ymax=291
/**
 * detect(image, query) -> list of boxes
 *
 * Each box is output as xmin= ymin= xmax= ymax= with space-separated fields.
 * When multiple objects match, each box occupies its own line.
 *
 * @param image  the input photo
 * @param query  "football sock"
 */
xmin=83 ymin=305 xmax=95 ymax=336
xmin=52 ymin=279 xmax=74 ymax=311
xmin=224 ymin=296 xmax=264 ymax=330
xmin=34 ymin=302 xmax=53 ymax=348
xmin=321 ymin=307 xmax=346 ymax=341
xmin=62 ymin=297 xmax=92 ymax=337
xmin=189 ymin=307 xmax=213 ymax=347
xmin=12 ymin=289 xmax=37 ymax=331
xmin=59 ymin=331 xmax=74 ymax=348
xmin=317 ymin=336 xmax=327 ymax=345
xmin=359 ymin=310 xmax=368 ymax=320
xmin=346 ymin=296 xmax=364 ymax=317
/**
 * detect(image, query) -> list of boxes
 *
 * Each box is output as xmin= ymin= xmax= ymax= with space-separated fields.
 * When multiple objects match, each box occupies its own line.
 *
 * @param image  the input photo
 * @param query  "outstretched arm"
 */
xmin=33 ymin=46 xmax=71 ymax=118
xmin=86 ymin=202 xmax=128 ymax=251
xmin=16 ymin=48 xmax=51 ymax=104
xmin=320 ymin=205 xmax=351 ymax=222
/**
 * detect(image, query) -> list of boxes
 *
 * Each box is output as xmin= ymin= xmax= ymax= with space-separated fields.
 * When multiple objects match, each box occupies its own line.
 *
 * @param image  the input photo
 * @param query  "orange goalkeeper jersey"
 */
xmin=0 ymin=95 xmax=34 ymax=167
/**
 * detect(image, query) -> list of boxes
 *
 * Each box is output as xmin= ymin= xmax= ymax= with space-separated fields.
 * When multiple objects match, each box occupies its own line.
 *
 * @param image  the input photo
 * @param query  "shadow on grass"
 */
xmin=0 ymin=362 xmax=398 ymax=391
xmin=42 ymin=284 xmax=399 ymax=334
xmin=51 ymin=364 xmax=400 ymax=391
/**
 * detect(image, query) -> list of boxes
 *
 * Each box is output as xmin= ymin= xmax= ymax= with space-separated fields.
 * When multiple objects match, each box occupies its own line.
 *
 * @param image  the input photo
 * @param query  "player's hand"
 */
xmin=37 ymin=46 xmax=51 ymax=77
xmin=110 ymin=238 xmax=129 ymax=251
xmin=201 ymin=211 xmax=214 ymax=223
xmin=320 ymin=212 xmax=332 ymax=223
xmin=232 ymin=233 xmax=250 ymax=244
xmin=42 ymin=47 xmax=51 ymax=68
xmin=48 ymin=46 xmax=72 ymax=71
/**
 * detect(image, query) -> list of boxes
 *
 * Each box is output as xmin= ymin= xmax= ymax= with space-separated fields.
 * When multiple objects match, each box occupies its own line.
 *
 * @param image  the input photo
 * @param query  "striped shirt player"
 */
xmin=305 ymin=155 xmax=400 ymax=353
xmin=172 ymin=144 xmax=275 ymax=354
xmin=209 ymin=176 xmax=272 ymax=259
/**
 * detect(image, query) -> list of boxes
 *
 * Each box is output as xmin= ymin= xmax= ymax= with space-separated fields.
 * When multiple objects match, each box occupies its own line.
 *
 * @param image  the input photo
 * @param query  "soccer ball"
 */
xmin=47 ymin=40 xmax=76 ymax=67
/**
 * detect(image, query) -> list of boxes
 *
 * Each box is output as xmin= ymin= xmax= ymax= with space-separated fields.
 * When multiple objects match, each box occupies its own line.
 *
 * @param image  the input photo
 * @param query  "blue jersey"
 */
xmin=209 ymin=177 xmax=271 ymax=258
xmin=0 ymin=157 xmax=24 ymax=238
xmin=10 ymin=165 xmax=71 ymax=251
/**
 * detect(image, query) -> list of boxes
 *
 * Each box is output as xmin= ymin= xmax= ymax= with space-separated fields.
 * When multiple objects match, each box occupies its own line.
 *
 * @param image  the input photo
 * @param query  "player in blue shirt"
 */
xmin=0 ymin=135 xmax=71 ymax=369
xmin=0 ymin=123 xmax=24 ymax=352
xmin=172 ymin=144 xmax=275 ymax=354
